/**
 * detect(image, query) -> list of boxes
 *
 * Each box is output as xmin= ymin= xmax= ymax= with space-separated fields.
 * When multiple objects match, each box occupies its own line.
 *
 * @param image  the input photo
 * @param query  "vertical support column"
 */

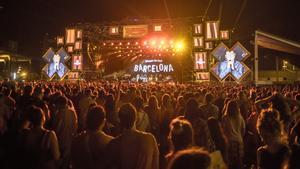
xmin=254 ymin=31 xmax=259 ymax=85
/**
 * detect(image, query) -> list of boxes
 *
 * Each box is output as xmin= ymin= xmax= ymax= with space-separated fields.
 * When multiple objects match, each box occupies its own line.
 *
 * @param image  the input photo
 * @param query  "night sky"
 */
xmin=1 ymin=0 xmax=300 ymax=60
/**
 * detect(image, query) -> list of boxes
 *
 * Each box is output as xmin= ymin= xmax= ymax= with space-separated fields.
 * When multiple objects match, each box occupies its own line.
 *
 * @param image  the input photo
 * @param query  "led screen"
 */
xmin=194 ymin=52 xmax=207 ymax=70
xmin=211 ymin=42 xmax=250 ymax=81
xmin=196 ymin=72 xmax=210 ymax=81
xmin=220 ymin=30 xmax=229 ymax=40
xmin=123 ymin=25 xmax=148 ymax=38
xmin=205 ymin=42 xmax=214 ymax=50
xmin=194 ymin=24 xmax=202 ymax=34
xmin=193 ymin=37 xmax=204 ymax=48
xmin=42 ymin=48 xmax=70 ymax=79
xmin=72 ymin=55 xmax=83 ymax=70
xmin=206 ymin=21 xmax=219 ymax=40
xmin=74 ymin=41 xmax=82 ymax=50
xmin=66 ymin=29 xmax=76 ymax=44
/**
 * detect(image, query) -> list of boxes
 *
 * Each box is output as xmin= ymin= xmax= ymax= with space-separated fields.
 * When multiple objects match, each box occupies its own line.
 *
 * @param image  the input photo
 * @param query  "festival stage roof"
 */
xmin=256 ymin=30 xmax=300 ymax=56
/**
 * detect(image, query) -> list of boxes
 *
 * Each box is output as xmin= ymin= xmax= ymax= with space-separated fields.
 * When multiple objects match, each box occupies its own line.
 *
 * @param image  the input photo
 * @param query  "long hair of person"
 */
xmin=256 ymin=108 xmax=287 ymax=144
xmin=184 ymin=98 xmax=200 ymax=122
xmin=224 ymin=100 xmax=240 ymax=119
xmin=270 ymin=93 xmax=291 ymax=125
xmin=148 ymin=95 xmax=159 ymax=111
xmin=207 ymin=117 xmax=228 ymax=150
xmin=147 ymin=95 xmax=160 ymax=122
xmin=162 ymin=94 xmax=171 ymax=108
xmin=103 ymin=94 xmax=117 ymax=125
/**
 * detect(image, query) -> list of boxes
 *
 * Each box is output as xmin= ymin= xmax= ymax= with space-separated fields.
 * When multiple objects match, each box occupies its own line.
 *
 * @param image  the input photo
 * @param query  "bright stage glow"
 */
xmin=175 ymin=41 xmax=185 ymax=52
xmin=151 ymin=40 xmax=156 ymax=46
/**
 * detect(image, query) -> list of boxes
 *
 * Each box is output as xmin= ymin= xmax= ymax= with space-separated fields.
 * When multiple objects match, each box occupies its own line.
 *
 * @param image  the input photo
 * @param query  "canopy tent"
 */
xmin=254 ymin=30 xmax=300 ymax=84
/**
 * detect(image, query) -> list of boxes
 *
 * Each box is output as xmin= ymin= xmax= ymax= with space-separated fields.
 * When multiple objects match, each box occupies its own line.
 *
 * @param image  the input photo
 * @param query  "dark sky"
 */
xmin=1 ymin=0 xmax=300 ymax=59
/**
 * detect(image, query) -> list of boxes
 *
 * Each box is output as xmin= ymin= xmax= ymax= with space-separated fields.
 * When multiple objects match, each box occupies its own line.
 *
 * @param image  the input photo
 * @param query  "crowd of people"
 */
xmin=0 ymin=79 xmax=299 ymax=169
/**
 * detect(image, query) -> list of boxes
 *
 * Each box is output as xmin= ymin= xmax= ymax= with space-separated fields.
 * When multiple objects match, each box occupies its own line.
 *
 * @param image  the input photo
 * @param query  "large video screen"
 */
xmin=211 ymin=42 xmax=250 ymax=81
xmin=42 ymin=48 xmax=70 ymax=79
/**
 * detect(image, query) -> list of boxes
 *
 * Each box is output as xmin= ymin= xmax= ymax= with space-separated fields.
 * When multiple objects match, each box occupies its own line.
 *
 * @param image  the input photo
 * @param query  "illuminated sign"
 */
xmin=206 ymin=21 xmax=219 ymax=40
xmin=133 ymin=59 xmax=174 ymax=73
xmin=123 ymin=25 xmax=148 ymax=38
xmin=211 ymin=42 xmax=250 ymax=81
xmin=42 ymin=48 xmax=70 ymax=79
xmin=194 ymin=52 xmax=207 ymax=70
